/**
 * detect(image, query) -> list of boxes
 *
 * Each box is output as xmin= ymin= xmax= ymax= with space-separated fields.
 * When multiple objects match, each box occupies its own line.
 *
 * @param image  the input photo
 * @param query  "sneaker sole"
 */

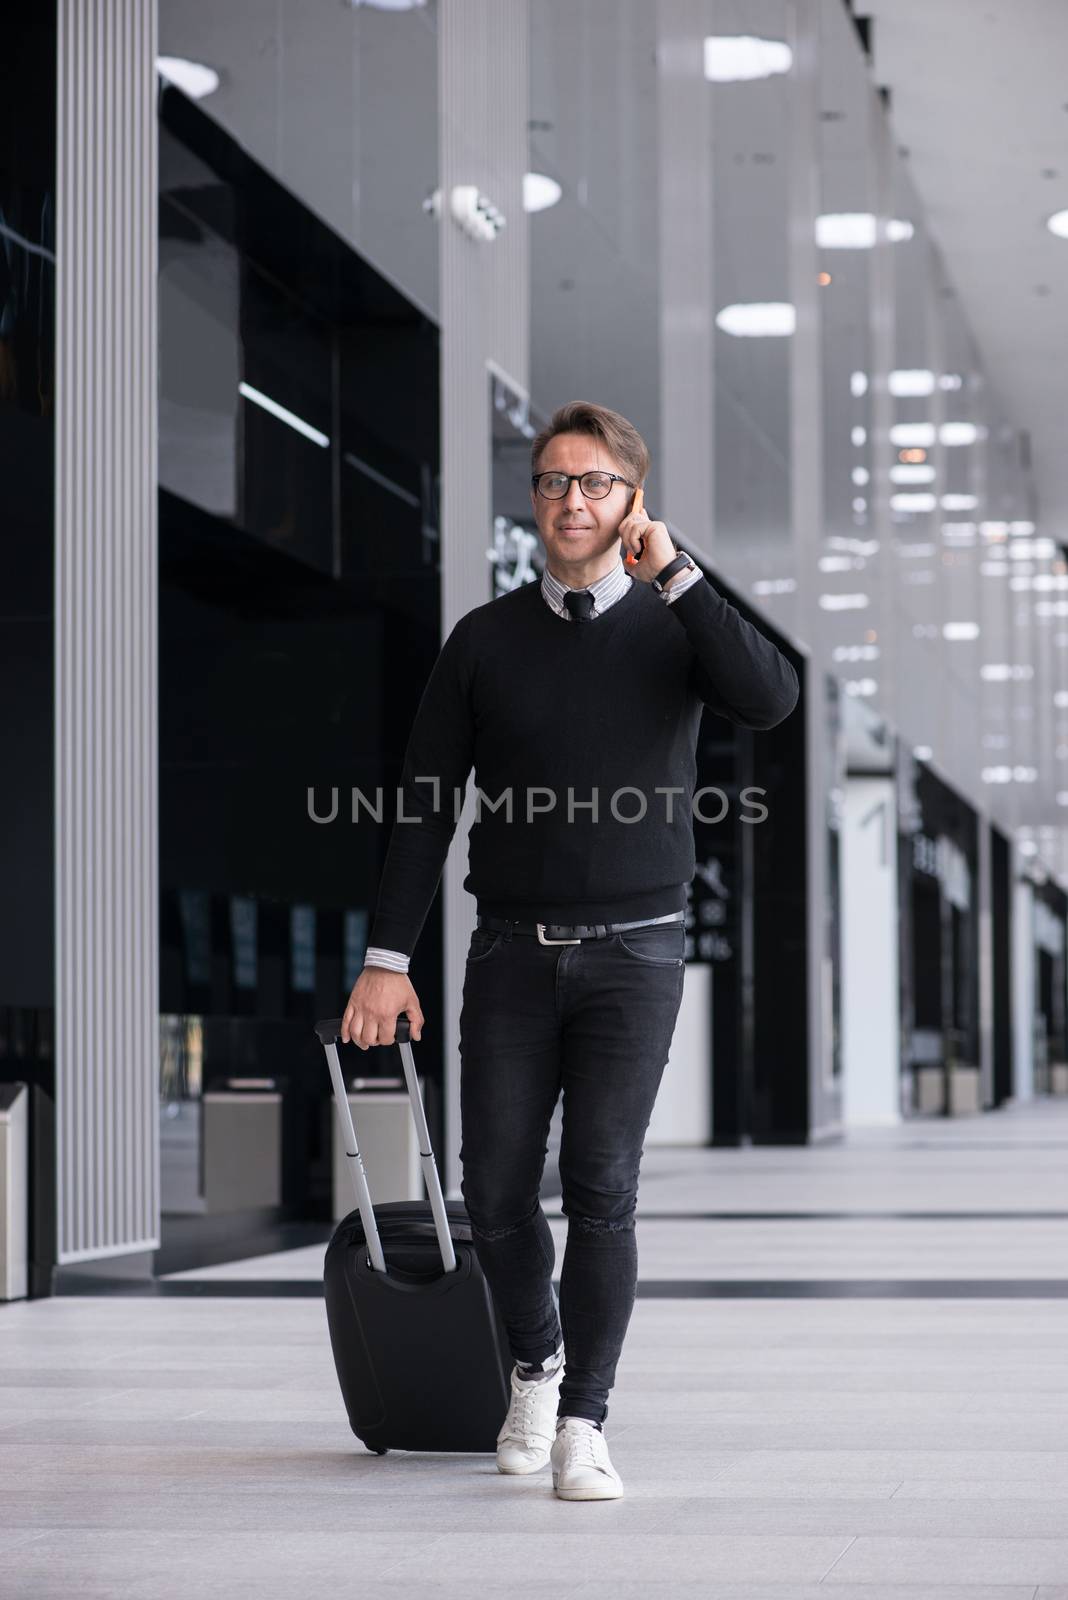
xmin=551 ymin=1472 xmax=624 ymax=1501
xmin=497 ymin=1454 xmax=551 ymax=1475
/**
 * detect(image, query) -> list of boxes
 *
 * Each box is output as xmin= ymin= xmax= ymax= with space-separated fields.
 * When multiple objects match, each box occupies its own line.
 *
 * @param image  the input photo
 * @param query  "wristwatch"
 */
xmin=651 ymin=550 xmax=697 ymax=594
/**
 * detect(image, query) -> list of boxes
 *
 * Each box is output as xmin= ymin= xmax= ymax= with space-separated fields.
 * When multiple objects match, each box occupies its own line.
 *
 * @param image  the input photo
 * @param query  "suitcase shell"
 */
xmin=316 ymin=1014 xmax=512 ymax=1453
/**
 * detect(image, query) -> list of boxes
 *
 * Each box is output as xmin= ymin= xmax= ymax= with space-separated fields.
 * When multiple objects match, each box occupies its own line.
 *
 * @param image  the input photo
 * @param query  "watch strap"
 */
xmin=652 ymin=551 xmax=696 ymax=593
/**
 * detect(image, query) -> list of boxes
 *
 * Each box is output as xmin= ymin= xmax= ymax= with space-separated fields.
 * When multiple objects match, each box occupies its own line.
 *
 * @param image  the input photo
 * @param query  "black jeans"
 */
xmin=458 ymin=918 xmax=686 ymax=1426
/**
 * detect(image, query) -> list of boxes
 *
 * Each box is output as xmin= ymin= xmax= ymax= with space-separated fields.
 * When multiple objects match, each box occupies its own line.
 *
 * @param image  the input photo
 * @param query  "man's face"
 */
xmin=529 ymin=432 xmax=634 ymax=578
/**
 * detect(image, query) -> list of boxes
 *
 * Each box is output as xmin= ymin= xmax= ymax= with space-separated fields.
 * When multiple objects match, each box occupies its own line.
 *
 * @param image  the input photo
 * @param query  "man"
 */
xmin=341 ymin=400 xmax=798 ymax=1500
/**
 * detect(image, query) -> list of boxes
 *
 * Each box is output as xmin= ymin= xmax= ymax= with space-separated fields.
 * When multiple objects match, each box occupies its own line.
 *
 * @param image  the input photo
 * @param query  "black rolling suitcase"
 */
xmin=315 ymin=1012 xmax=512 ymax=1454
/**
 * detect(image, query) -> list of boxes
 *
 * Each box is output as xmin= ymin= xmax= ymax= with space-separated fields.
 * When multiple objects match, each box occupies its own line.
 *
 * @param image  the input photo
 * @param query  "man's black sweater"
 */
xmin=366 ymin=570 xmax=798 ymax=957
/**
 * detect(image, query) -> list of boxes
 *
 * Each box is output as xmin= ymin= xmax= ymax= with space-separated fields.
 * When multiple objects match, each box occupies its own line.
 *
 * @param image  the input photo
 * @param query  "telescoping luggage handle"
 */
xmin=314 ymin=1013 xmax=457 ymax=1276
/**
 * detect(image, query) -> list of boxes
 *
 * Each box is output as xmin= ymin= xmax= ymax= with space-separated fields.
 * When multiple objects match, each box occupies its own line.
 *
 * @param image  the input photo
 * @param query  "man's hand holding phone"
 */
xmin=622 ymin=485 xmax=676 ymax=581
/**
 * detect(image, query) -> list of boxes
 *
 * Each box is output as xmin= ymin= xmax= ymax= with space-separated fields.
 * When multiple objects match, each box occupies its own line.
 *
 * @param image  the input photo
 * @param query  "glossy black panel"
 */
xmin=990 ymin=823 xmax=1013 ymax=1106
xmin=157 ymin=89 xmax=441 ymax=1229
xmin=899 ymin=757 xmax=981 ymax=1114
xmin=490 ymin=371 xmax=545 ymax=603
xmin=694 ymin=577 xmax=807 ymax=1146
xmin=1033 ymin=875 xmax=1068 ymax=1095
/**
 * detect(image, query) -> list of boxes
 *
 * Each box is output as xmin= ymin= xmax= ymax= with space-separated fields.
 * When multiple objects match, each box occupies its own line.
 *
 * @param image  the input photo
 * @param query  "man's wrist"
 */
xmin=363 ymin=946 xmax=410 ymax=975
xmin=653 ymin=550 xmax=698 ymax=595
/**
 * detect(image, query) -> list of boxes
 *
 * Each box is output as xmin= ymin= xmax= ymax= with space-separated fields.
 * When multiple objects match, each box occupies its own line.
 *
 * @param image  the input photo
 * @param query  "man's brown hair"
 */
xmin=531 ymin=400 xmax=650 ymax=489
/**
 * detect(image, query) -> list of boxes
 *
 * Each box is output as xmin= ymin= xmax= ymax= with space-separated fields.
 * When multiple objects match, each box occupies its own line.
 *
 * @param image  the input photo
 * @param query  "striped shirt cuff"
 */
xmin=660 ymin=561 xmax=702 ymax=604
xmin=363 ymin=947 xmax=410 ymax=975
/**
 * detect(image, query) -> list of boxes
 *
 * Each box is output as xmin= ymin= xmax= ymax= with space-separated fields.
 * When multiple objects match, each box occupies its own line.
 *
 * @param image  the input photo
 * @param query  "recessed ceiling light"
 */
xmin=523 ymin=173 xmax=562 ymax=213
xmin=157 ymin=56 xmax=220 ymax=99
xmin=1046 ymin=208 xmax=1068 ymax=238
xmin=815 ymin=213 xmax=915 ymax=248
xmin=982 ymin=665 xmax=1016 ymax=682
xmin=889 ymin=369 xmax=935 ymax=397
xmin=348 ymin=0 xmax=428 ymax=9
xmin=703 ymin=36 xmax=792 ymax=82
xmin=817 ymin=214 xmax=875 ymax=248
xmin=891 ymin=422 xmax=935 ymax=448
xmin=939 ymin=422 xmax=980 ymax=446
xmin=715 ymin=302 xmax=795 ymax=336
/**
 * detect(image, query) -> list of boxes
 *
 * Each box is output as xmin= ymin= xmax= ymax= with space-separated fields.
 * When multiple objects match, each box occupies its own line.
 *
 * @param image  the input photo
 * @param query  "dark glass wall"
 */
xmin=696 ymin=580 xmax=808 ymax=1145
xmin=157 ymin=88 xmax=440 ymax=1241
xmin=898 ymin=759 xmax=981 ymax=1114
xmin=490 ymin=370 xmax=544 ymax=602
xmin=990 ymin=824 xmax=1013 ymax=1106
xmin=1032 ymin=877 xmax=1067 ymax=1098
xmin=0 ymin=9 xmax=57 ymax=1295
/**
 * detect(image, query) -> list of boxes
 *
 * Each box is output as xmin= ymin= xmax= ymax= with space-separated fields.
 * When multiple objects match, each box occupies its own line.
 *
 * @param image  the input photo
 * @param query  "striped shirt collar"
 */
xmin=540 ymin=560 xmax=632 ymax=620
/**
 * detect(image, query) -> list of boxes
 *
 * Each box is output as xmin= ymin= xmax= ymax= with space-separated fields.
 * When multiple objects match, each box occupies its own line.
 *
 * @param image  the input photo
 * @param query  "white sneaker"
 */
xmin=495 ymin=1360 xmax=564 ymax=1474
xmin=550 ymin=1417 xmax=624 ymax=1500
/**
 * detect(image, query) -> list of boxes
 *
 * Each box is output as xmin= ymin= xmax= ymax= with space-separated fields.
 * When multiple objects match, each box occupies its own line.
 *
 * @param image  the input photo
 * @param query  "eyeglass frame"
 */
xmin=530 ymin=470 xmax=635 ymax=501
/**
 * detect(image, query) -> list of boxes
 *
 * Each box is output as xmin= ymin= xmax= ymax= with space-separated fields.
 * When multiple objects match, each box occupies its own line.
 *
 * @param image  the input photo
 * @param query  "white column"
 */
xmin=54 ymin=0 xmax=160 ymax=1264
xmin=788 ymin=0 xmax=840 ymax=1135
xmin=656 ymin=1 xmax=714 ymax=549
xmin=841 ymin=779 xmax=901 ymax=1125
xmin=438 ymin=0 xmax=530 ymax=1194
xmin=646 ymin=965 xmax=714 ymax=1145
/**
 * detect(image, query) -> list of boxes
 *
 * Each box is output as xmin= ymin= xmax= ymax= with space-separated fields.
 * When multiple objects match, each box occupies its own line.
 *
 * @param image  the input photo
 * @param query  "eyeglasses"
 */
xmin=531 ymin=470 xmax=633 ymax=501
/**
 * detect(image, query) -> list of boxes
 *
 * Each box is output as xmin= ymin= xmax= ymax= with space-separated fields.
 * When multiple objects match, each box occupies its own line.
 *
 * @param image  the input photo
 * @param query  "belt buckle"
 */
xmin=536 ymin=923 xmax=582 ymax=946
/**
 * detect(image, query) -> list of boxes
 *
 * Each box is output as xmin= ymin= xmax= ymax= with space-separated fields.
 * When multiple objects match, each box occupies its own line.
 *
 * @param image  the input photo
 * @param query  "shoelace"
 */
xmin=560 ymin=1424 xmax=606 ymax=1471
xmin=503 ymin=1382 xmax=543 ymax=1443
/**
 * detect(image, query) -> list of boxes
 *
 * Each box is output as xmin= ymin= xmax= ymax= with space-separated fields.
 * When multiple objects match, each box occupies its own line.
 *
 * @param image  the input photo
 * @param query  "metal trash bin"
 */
xmin=202 ymin=1078 xmax=283 ymax=1212
xmin=0 ymin=1083 xmax=29 ymax=1302
xmin=331 ymin=1075 xmax=425 ymax=1222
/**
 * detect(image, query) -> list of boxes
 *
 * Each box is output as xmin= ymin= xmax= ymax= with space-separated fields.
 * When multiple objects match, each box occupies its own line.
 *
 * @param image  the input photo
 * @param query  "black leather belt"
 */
xmin=476 ymin=911 xmax=686 ymax=946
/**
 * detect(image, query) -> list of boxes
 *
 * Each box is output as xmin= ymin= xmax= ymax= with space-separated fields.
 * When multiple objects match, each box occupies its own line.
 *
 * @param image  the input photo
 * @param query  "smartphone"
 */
xmin=625 ymin=486 xmax=645 ymax=565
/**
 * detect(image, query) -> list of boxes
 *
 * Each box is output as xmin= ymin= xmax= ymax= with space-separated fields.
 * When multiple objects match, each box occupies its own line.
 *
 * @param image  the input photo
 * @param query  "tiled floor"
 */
xmin=3 ymin=1099 xmax=1068 ymax=1599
